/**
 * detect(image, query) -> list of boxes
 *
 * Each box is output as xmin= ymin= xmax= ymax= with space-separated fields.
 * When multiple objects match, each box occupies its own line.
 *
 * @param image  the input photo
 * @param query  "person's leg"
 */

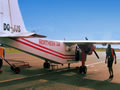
xmin=110 ymin=61 xmax=114 ymax=78
xmin=111 ymin=67 xmax=113 ymax=77
xmin=0 ymin=59 xmax=3 ymax=73
xmin=0 ymin=59 xmax=3 ymax=69
xmin=108 ymin=61 xmax=112 ymax=78
xmin=108 ymin=67 xmax=111 ymax=78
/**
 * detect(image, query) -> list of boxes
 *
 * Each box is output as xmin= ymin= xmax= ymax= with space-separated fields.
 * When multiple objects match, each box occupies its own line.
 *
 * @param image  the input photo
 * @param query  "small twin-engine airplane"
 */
xmin=0 ymin=0 xmax=120 ymax=74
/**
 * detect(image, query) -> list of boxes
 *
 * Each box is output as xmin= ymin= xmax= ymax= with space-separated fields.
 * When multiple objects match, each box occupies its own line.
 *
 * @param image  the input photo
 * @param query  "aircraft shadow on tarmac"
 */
xmin=0 ymin=66 xmax=120 ymax=90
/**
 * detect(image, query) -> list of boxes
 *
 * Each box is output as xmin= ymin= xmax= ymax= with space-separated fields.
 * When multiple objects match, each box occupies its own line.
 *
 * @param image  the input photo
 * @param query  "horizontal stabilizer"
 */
xmin=0 ymin=32 xmax=46 ymax=38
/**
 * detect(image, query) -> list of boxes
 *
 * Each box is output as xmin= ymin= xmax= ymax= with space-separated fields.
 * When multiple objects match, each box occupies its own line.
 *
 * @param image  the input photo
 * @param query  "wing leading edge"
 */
xmin=62 ymin=40 xmax=120 ymax=45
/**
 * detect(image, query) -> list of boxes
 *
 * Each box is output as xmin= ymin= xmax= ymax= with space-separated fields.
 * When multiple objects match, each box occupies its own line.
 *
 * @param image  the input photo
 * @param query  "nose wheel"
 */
xmin=43 ymin=61 xmax=50 ymax=69
xmin=79 ymin=66 xmax=87 ymax=74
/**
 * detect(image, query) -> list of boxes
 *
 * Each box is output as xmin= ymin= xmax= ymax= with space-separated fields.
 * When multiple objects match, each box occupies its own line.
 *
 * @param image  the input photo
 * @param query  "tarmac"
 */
xmin=0 ymin=52 xmax=120 ymax=90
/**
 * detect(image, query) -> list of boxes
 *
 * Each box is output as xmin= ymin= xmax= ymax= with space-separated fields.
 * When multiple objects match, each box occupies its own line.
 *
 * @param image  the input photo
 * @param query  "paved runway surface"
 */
xmin=0 ymin=52 xmax=120 ymax=90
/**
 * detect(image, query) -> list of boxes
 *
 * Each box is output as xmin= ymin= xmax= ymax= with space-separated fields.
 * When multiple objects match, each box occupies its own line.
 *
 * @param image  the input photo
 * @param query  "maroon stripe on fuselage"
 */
xmin=21 ymin=38 xmax=75 ymax=57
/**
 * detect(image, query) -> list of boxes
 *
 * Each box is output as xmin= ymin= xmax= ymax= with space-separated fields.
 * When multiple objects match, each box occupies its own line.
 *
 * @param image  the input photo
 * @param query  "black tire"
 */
xmin=43 ymin=62 xmax=50 ymax=69
xmin=79 ymin=66 xmax=83 ymax=73
xmin=83 ymin=66 xmax=87 ymax=74
xmin=10 ymin=66 xmax=14 ymax=71
xmin=14 ymin=67 xmax=20 ymax=74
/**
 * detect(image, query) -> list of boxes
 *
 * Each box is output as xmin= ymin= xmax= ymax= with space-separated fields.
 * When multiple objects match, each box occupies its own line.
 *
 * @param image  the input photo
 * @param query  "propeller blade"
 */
xmin=93 ymin=50 xmax=100 ymax=59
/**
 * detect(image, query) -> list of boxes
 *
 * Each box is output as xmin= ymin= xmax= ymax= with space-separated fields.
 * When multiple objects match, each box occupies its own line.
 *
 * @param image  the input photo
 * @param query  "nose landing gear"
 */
xmin=43 ymin=61 xmax=50 ymax=69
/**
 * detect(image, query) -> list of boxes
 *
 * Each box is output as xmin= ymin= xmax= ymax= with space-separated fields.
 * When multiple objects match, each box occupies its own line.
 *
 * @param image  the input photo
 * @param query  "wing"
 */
xmin=62 ymin=40 xmax=120 ymax=59
xmin=62 ymin=40 xmax=120 ymax=45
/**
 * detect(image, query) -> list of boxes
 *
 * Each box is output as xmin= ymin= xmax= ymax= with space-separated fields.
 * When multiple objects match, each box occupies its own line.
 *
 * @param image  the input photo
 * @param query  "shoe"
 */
xmin=109 ymin=75 xmax=111 ymax=79
xmin=111 ymin=75 xmax=114 ymax=78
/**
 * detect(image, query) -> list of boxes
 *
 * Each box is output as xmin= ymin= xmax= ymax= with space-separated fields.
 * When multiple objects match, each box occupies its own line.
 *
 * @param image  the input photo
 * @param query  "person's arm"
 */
xmin=113 ymin=49 xmax=117 ymax=64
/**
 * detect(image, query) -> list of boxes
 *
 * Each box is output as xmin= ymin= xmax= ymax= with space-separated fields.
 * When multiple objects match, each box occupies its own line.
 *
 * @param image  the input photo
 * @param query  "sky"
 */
xmin=18 ymin=0 xmax=120 ymax=41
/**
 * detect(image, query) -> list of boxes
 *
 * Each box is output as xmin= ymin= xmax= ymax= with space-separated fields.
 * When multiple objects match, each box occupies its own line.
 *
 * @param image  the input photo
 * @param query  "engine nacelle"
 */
xmin=74 ymin=44 xmax=99 ymax=61
xmin=76 ymin=44 xmax=96 ymax=56
xmin=87 ymin=45 xmax=96 ymax=55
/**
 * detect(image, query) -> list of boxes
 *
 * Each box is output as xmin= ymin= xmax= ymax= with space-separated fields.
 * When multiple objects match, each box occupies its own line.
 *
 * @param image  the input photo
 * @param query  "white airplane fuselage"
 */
xmin=0 ymin=38 xmax=77 ymax=64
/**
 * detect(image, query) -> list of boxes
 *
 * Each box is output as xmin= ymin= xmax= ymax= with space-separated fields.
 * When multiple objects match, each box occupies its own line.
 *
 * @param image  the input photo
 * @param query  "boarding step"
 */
xmin=12 ymin=62 xmax=31 ymax=69
xmin=4 ymin=59 xmax=32 ymax=74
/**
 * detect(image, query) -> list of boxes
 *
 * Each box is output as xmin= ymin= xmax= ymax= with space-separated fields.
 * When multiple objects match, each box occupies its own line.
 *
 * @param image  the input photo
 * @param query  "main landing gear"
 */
xmin=79 ymin=51 xmax=87 ymax=74
xmin=79 ymin=66 xmax=87 ymax=74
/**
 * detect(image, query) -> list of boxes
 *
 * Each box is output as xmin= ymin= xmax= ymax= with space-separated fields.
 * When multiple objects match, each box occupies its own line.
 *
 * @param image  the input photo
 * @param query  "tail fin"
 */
xmin=0 ymin=0 xmax=45 ymax=37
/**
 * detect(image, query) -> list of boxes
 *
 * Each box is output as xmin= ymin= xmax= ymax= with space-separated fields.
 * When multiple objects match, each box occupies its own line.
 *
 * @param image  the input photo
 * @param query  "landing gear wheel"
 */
xmin=14 ymin=67 xmax=20 ymax=74
xmin=10 ymin=66 xmax=14 ymax=71
xmin=79 ymin=66 xmax=83 ymax=73
xmin=43 ymin=62 xmax=50 ymax=69
xmin=83 ymin=66 xmax=87 ymax=74
xmin=79 ymin=66 xmax=87 ymax=74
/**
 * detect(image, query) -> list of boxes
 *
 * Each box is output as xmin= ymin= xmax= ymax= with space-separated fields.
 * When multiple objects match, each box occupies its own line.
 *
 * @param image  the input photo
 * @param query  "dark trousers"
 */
xmin=107 ymin=58 xmax=113 ymax=68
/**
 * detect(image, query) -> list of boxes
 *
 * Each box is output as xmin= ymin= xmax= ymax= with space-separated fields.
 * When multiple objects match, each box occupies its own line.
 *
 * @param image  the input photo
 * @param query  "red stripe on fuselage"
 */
xmin=21 ymin=38 xmax=74 ymax=57
xmin=12 ymin=39 xmax=73 ymax=59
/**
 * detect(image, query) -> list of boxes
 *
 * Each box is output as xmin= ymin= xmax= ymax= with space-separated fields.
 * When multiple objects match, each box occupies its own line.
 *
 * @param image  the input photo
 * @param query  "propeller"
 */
xmin=93 ymin=50 xmax=99 ymax=59
xmin=85 ymin=37 xmax=100 ymax=59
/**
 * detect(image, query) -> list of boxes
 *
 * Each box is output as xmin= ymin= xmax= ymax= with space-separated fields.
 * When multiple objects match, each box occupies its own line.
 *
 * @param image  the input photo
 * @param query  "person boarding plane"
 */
xmin=0 ymin=0 xmax=120 ymax=74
